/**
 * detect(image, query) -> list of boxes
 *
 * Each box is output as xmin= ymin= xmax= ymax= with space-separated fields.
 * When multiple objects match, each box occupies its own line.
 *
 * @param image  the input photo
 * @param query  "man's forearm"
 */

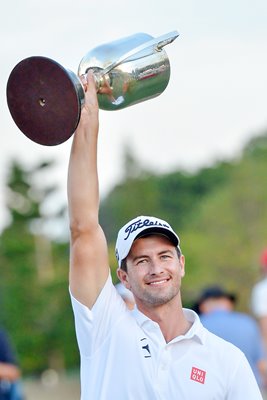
xmin=68 ymin=71 xmax=100 ymax=234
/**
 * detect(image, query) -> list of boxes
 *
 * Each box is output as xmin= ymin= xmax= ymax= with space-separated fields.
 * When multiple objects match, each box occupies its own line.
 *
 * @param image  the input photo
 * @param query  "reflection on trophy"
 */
xmin=6 ymin=31 xmax=179 ymax=146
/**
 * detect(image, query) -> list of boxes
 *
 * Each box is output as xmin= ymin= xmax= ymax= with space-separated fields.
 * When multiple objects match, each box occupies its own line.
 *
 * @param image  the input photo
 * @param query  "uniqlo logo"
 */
xmin=190 ymin=367 xmax=206 ymax=384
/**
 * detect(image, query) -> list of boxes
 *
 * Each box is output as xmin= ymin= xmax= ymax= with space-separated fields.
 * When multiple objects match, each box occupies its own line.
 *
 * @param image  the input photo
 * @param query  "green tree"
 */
xmin=181 ymin=134 xmax=267 ymax=310
xmin=0 ymin=160 xmax=78 ymax=374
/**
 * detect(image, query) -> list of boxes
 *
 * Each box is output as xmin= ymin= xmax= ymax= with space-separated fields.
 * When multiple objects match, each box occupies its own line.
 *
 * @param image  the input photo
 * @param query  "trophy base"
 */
xmin=6 ymin=56 xmax=83 ymax=146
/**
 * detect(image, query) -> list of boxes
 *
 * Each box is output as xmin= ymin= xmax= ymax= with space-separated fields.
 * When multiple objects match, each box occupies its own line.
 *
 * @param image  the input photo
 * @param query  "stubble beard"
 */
xmin=138 ymin=283 xmax=180 ymax=307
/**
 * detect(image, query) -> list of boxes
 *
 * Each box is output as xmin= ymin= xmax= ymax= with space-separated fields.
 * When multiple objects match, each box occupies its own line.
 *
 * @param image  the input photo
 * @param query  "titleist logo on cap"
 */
xmin=123 ymin=218 xmax=171 ymax=240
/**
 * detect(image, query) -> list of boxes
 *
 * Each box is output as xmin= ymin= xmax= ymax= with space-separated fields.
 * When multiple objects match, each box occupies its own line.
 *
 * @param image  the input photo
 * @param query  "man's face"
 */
xmin=118 ymin=234 xmax=185 ymax=309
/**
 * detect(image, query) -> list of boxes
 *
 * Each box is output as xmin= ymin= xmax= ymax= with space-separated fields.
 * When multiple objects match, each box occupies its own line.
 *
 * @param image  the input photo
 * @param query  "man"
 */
xmin=196 ymin=286 xmax=267 ymax=389
xmin=68 ymin=71 xmax=262 ymax=399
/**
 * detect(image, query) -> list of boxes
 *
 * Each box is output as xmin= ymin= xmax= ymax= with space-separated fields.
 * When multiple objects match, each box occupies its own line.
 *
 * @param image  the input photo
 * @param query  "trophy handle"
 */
xmin=101 ymin=31 xmax=179 ymax=76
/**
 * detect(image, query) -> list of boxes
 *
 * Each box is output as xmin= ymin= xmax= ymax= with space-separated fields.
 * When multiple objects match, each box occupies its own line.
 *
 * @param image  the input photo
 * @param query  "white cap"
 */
xmin=115 ymin=215 xmax=180 ymax=268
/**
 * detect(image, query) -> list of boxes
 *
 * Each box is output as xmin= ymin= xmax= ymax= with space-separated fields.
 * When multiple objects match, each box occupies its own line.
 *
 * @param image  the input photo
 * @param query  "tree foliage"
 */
xmin=0 ymin=160 xmax=78 ymax=375
xmin=182 ymin=132 xmax=267 ymax=309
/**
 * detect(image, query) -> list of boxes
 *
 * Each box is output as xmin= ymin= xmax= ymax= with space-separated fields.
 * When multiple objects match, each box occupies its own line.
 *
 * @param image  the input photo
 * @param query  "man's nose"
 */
xmin=149 ymin=259 xmax=164 ymax=275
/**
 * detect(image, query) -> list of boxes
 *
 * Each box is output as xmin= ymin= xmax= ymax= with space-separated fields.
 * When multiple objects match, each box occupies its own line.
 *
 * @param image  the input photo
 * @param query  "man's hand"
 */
xmin=79 ymin=70 xmax=99 ymax=132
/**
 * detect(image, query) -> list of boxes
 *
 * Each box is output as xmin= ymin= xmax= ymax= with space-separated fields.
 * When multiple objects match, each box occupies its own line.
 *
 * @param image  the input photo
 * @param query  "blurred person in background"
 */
xmin=115 ymin=282 xmax=135 ymax=310
xmin=251 ymin=249 xmax=267 ymax=352
xmin=0 ymin=327 xmax=23 ymax=400
xmin=196 ymin=286 xmax=267 ymax=391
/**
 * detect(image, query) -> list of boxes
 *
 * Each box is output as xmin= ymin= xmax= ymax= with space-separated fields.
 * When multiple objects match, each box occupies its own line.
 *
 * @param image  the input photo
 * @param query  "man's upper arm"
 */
xmin=69 ymin=224 xmax=110 ymax=309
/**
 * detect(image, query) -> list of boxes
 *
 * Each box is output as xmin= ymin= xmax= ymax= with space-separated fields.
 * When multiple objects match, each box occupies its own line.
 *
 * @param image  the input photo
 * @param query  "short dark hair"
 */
xmin=120 ymin=257 xmax=128 ymax=272
xmin=120 ymin=245 xmax=182 ymax=273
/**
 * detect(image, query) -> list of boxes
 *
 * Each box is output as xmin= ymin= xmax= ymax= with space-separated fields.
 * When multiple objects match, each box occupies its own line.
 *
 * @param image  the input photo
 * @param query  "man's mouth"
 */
xmin=147 ymin=278 xmax=170 ymax=286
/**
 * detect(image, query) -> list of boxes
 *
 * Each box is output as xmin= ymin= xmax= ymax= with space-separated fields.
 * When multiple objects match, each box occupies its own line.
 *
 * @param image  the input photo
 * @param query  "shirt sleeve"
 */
xmin=70 ymin=273 xmax=129 ymax=357
xmin=227 ymin=352 xmax=263 ymax=399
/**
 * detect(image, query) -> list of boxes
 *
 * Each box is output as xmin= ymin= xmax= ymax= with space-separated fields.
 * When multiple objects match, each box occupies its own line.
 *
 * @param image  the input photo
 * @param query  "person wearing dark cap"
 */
xmin=251 ymin=249 xmax=267 ymax=353
xmin=196 ymin=286 xmax=267 ymax=390
xmin=67 ymin=72 xmax=262 ymax=399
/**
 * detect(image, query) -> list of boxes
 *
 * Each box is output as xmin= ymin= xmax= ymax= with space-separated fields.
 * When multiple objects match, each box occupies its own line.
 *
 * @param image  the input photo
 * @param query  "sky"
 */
xmin=1 ymin=0 xmax=267 ymax=232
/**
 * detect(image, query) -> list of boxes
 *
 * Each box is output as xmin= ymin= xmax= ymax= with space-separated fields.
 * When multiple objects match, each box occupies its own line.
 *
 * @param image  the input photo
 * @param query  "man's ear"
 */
xmin=179 ymin=254 xmax=185 ymax=277
xmin=117 ymin=268 xmax=130 ymax=289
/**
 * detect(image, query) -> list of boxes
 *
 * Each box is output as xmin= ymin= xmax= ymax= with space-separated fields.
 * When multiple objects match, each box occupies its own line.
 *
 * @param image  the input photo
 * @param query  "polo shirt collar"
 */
xmin=131 ymin=307 xmax=205 ymax=345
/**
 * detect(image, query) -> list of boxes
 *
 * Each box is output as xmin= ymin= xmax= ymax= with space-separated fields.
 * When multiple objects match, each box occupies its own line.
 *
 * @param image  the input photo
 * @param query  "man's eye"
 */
xmin=137 ymin=259 xmax=147 ymax=265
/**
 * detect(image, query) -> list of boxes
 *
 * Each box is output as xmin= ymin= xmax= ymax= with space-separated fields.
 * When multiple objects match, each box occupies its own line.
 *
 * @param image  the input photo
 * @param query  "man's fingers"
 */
xmin=84 ymin=70 xmax=98 ymax=104
xmin=86 ymin=70 xmax=97 ymax=92
xmin=79 ymin=69 xmax=99 ymax=121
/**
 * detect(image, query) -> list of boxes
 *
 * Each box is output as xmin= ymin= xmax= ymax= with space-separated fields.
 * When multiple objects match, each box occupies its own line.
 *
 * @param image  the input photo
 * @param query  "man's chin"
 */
xmin=142 ymin=290 xmax=177 ymax=306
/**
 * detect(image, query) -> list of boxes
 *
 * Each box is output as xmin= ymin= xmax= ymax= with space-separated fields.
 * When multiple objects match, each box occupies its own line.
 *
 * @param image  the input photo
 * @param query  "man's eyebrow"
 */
xmin=131 ymin=254 xmax=149 ymax=263
xmin=158 ymin=249 xmax=174 ymax=255
xmin=132 ymin=249 xmax=174 ymax=261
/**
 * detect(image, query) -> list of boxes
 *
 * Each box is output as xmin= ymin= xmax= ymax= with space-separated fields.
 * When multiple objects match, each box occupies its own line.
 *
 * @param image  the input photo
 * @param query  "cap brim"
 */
xmin=135 ymin=227 xmax=179 ymax=247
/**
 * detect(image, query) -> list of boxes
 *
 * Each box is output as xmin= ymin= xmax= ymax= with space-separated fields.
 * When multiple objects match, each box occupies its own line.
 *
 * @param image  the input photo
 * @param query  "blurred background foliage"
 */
xmin=0 ymin=130 xmax=267 ymax=375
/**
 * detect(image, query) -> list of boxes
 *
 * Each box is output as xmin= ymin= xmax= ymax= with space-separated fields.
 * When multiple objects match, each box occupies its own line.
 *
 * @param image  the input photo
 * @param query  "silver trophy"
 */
xmin=6 ymin=31 xmax=179 ymax=146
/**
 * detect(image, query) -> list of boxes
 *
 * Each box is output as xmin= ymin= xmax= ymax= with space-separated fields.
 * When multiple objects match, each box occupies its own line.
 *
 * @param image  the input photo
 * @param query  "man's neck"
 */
xmin=137 ymin=297 xmax=192 ymax=343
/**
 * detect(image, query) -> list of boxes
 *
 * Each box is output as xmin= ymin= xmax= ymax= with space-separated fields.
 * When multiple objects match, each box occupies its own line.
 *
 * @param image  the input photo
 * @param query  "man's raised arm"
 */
xmin=67 ymin=71 xmax=109 ymax=308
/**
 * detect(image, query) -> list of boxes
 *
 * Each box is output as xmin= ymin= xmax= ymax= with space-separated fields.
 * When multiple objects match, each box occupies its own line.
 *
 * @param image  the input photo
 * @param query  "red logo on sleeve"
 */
xmin=190 ymin=367 xmax=206 ymax=384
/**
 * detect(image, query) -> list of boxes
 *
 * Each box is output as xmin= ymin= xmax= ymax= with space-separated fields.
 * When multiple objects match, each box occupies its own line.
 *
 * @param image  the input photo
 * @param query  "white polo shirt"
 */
xmin=251 ymin=277 xmax=267 ymax=317
xmin=70 ymin=274 xmax=262 ymax=400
